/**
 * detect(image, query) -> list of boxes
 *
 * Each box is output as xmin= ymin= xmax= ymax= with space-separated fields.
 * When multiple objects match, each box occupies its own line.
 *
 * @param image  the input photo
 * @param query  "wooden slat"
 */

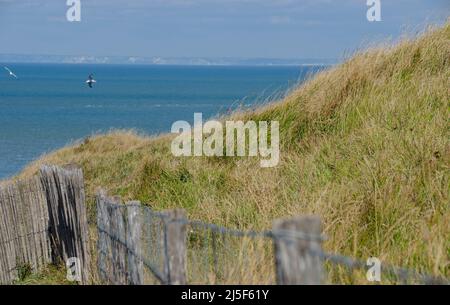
xmin=0 ymin=165 xmax=90 ymax=284
xmin=126 ymin=201 xmax=143 ymax=285
xmin=40 ymin=165 xmax=92 ymax=284
xmin=0 ymin=176 xmax=52 ymax=284
xmin=163 ymin=209 xmax=187 ymax=285
xmin=273 ymin=215 xmax=323 ymax=285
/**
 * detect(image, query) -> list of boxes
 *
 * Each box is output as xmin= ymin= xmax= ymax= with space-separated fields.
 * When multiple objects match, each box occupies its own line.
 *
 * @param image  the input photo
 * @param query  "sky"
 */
xmin=0 ymin=0 xmax=448 ymax=60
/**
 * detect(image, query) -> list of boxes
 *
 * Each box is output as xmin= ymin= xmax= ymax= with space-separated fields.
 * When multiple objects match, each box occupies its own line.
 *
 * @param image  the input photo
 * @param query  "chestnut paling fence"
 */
xmin=0 ymin=166 xmax=447 ymax=285
xmin=96 ymin=192 xmax=449 ymax=285
xmin=0 ymin=165 xmax=91 ymax=284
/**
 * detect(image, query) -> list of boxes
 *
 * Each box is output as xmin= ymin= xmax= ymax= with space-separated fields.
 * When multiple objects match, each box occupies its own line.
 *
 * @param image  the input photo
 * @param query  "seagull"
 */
xmin=4 ymin=66 xmax=18 ymax=79
xmin=86 ymin=74 xmax=96 ymax=88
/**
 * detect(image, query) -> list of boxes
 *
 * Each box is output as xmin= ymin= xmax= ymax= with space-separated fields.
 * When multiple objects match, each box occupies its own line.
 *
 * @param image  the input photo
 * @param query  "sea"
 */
xmin=0 ymin=63 xmax=323 ymax=179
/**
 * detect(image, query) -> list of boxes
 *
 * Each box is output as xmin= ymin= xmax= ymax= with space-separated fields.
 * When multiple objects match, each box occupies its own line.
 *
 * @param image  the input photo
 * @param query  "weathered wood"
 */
xmin=0 ymin=185 xmax=12 ymax=283
xmin=111 ymin=196 xmax=128 ymax=284
xmin=0 ymin=176 xmax=52 ymax=284
xmin=163 ymin=209 xmax=187 ymax=285
xmin=0 ymin=165 xmax=90 ymax=284
xmin=273 ymin=215 xmax=323 ymax=285
xmin=96 ymin=198 xmax=188 ymax=285
xmin=40 ymin=165 xmax=91 ymax=284
xmin=96 ymin=190 xmax=133 ymax=285
xmin=126 ymin=201 xmax=143 ymax=285
xmin=96 ymin=189 xmax=110 ymax=284
xmin=0 ymin=185 xmax=11 ymax=283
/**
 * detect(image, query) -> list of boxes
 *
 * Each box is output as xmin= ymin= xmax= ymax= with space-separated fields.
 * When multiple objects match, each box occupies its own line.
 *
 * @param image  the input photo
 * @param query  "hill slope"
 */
xmin=13 ymin=22 xmax=450 ymax=278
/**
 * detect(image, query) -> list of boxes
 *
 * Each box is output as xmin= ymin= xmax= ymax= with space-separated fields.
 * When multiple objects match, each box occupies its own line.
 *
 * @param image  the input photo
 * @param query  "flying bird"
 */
xmin=4 ymin=66 xmax=18 ymax=79
xmin=86 ymin=74 xmax=96 ymax=88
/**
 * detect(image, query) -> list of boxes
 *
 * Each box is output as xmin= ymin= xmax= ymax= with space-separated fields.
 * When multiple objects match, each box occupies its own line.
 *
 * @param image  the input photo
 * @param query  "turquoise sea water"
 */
xmin=0 ymin=63 xmax=322 ymax=179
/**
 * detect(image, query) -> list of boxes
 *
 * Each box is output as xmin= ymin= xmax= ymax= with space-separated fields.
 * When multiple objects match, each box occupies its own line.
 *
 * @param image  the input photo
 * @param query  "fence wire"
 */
xmin=96 ymin=199 xmax=449 ymax=285
xmin=313 ymin=250 xmax=449 ymax=285
xmin=186 ymin=220 xmax=276 ymax=284
xmin=97 ymin=200 xmax=171 ymax=284
xmin=140 ymin=207 xmax=168 ymax=284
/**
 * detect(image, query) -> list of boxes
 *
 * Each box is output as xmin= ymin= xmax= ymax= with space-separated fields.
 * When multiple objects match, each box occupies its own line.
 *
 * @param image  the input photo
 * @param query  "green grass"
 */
xmin=13 ymin=264 xmax=75 ymax=285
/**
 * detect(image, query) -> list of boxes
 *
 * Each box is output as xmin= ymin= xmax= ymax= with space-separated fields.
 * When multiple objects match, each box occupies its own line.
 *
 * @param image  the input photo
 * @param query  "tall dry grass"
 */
xmin=9 ymin=22 xmax=450 ymax=282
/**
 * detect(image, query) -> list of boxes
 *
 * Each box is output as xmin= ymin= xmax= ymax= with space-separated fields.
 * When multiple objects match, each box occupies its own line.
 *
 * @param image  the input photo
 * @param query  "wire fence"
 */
xmin=96 ymin=192 xmax=449 ymax=285
xmin=186 ymin=220 xmax=276 ymax=284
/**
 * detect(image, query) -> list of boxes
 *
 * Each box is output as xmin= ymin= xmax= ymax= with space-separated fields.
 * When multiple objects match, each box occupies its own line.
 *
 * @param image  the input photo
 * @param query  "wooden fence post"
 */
xmin=163 ymin=209 xmax=187 ymax=285
xmin=109 ymin=195 xmax=127 ymax=285
xmin=126 ymin=201 xmax=143 ymax=285
xmin=40 ymin=165 xmax=91 ymax=284
xmin=273 ymin=215 xmax=323 ymax=285
xmin=96 ymin=189 xmax=108 ymax=283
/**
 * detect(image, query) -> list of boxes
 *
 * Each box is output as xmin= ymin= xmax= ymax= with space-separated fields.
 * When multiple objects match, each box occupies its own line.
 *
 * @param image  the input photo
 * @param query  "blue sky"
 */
xmin=0 ymin=0 xmax=448 ymax=59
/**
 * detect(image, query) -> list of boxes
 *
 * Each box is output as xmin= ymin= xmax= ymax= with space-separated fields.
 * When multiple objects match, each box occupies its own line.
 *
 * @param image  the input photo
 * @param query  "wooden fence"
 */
xmin=0 ymin=176 xmax=51 ymax=284
xmin=97 ymin=190 xmax=184 ymax=284
xmin=2 ymin=166 xmax=446 ymax=285
xmin=0 ymin=165 xmax=91 ymax=284
xmin=97 ymin=191 xmax=448 ymax=285
xmin=96 ymin=191 xmax=327 ymax=285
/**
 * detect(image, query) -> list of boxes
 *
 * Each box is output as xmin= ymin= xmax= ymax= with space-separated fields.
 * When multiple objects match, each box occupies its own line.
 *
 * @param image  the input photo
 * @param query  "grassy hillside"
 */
xmin=12 ymin=22 xmax=450 ymax=279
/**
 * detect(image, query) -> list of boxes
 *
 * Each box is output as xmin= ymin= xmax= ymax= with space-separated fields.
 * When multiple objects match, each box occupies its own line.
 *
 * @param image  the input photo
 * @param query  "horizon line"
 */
xmin=0 ymin=53 xmax=338 ymax=66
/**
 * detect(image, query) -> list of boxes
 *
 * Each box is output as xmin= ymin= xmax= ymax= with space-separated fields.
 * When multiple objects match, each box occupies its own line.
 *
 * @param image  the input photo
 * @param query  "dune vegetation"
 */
xmin=10 ymin=21 xmax=450 ymax=280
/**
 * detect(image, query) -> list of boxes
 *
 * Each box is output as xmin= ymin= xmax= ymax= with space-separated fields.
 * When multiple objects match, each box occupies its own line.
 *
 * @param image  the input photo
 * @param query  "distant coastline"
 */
xmin=0 ymin=54 xmax=337 ymax=67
